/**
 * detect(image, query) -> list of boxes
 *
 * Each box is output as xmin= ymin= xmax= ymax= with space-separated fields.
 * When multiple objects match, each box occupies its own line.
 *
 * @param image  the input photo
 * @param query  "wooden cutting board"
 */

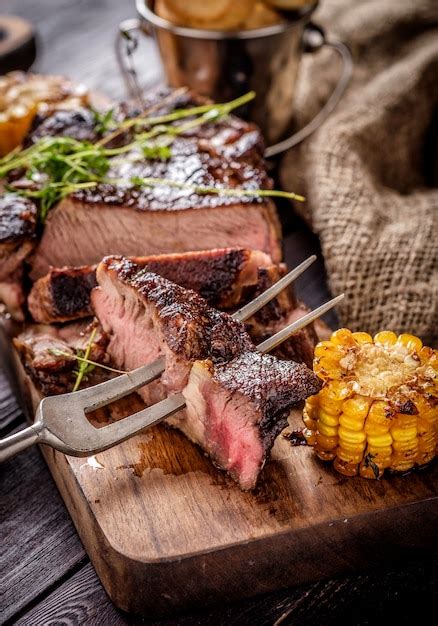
xmin=1 ymin=322 xmax=437 ymax=618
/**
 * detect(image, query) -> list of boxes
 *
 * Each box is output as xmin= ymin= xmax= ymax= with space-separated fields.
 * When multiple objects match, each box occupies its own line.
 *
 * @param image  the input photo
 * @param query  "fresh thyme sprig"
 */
xmin=127 ymin=177 xmax=306 ymax=202
xmin=48 ymin=328 xmax=126 ymax=392
xmin=91 ymin=107 xmax=117 ymax=135
xmin=96 ymin=90 xmax=255 ymax=148
xmin=72 ymin=327 xmax=97 ymax=392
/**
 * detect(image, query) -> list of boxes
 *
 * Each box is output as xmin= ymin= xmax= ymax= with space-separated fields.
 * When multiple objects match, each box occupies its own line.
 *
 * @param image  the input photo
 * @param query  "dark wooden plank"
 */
xmin=1 ymin=0 xmax=160 ymax=100
xmin=0 ymin=0 xmax=436 ymax=623
xmin=0 ymin=370 xmax=22 ymax=432
xmin=14 ymin=556 xmax=438 ymax=626
xmin=0 ymin=431 xmax=86 ymax=623
xmin=4 ymin=338 xmax=436 ymax=618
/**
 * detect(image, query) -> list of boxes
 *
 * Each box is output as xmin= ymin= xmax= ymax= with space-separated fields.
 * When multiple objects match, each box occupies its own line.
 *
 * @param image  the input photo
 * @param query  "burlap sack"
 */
xmin=280 ymin=0 xmax=438 ymax=345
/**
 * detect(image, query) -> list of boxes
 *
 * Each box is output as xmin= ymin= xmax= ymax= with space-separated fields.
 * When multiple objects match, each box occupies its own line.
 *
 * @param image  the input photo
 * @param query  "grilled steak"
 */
xmin=92 ymin=256 xmax=321 ymax=489
xmin=28 ymin=248 xmax=317 ymax=366
xmin=28 ymin=247 xmax=274 ymax=323
xmin=25 ymin=107 xmax=98 ymax=146
xmin=28 ymin=88 xmax=281 ymax=279
xmin=0 ymin=194 xmax=38 ymax=319
xmin=28 ymin=265 xmax=98 ymax=324
xmin=13 ymin=321 xmax=108 ymax=395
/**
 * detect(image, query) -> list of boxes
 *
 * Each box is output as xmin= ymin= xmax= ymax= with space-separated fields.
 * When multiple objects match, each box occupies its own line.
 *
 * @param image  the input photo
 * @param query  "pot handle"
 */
xmin=116 ymin=18 xmax=153 ymax=107
xmin=265 ymin=24 xmax=353 ymax=158
xmin=115 ymin=20 xmax=353 ymax=158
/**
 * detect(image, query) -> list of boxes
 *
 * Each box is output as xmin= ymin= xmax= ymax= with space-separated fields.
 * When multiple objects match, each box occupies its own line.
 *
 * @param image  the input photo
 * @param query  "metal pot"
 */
xmin=116 ymin=0 xmax=352 ymax=157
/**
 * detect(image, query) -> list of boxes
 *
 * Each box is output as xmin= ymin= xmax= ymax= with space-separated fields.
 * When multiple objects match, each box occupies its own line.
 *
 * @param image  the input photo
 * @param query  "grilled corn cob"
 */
xmin=0 ymin=72 xmax=88 ymax=156
xmin=303 ymin=329 xmax=437 ymax=478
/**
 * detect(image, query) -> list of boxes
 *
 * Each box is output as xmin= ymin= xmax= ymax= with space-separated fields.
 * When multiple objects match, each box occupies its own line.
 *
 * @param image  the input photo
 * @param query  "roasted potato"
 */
xmin=242 ymin=2 xmax=283 ymax=29
xmin=156 ymin=0 xmax=256 ymax=30
xmin=265 ymin=0 xmax=312 ymax=9
xmin=0 ymin=72 xmax=88 ymax=156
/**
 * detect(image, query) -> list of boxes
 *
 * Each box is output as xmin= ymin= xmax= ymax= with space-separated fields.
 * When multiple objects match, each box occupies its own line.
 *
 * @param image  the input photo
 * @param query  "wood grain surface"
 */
xmin=3 ymin=324 xmax=437 ymax=619
xmin=1 ymin=1 xmax=437 ymax=624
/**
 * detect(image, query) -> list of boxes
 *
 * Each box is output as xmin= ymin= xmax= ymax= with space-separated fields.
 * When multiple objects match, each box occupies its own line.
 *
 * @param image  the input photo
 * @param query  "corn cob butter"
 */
xmin=303 ymin=330 xmax=437 ymax=478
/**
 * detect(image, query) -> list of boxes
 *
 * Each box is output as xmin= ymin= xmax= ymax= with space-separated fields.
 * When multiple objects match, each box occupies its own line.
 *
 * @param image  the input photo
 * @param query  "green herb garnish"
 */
xmin=92 ymin=107 xmax=117 ymax=135
xmin=72 ymin=327 xmax=97 ymax=392
xmin=128 ymin=176 xmax=305 ymax=202
xmin=48 ymin=329 xmax=126 ymax=392
xmin=0 ymin=90 xmax=305 ymax=222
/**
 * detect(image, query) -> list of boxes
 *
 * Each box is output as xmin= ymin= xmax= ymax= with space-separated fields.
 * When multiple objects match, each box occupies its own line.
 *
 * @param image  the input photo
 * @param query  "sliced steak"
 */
xmin=92 ymin=256 xmax=321 ymax=489
xmin=181 ymin=352 xmax=319 ymax=489
xmin=0 ymin=194 xmax=38 ymax=320
xmin=28 ymin=265 xmax=98 ymax=324
xmin=24 ymin=107 xmax=98 ymax=146
xmin=13 ymin=321 xmax=108 ymax=395
xmin=28 ymin=248 xmax=317 ymax=367
xmin=29 ymin=89 xmax=281 ymax=279
xmin=28 ymin=247 xmax=274 ymax=323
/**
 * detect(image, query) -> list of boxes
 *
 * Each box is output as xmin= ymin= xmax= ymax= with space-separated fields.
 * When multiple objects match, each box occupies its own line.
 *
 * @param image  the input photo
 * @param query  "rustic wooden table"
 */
xmin=1 ymin=1 xmax=437 ymax=624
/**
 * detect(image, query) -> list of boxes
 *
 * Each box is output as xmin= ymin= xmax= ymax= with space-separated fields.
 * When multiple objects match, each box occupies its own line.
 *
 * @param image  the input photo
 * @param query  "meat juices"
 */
xmin=92 ymin=256 xmax=321 ymax=489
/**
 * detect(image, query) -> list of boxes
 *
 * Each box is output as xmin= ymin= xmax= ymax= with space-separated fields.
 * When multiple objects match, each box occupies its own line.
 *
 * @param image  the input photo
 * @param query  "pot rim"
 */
xmin=136 ymin=0 xmax=318 ymax=40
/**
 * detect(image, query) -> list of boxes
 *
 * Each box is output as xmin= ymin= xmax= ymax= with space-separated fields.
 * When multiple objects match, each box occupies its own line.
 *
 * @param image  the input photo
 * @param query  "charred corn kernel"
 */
xmin=0 ymin=72 xmax=88 ymax=156
xmin=367 ymin=433 xmax=393 ymax=447
xmin=303 ymin=427 xmax=316 ymax=446
xmin=303 ymin=328 xmax=437 ymax=479
xmin=334 ymin=457 xmax=358 ymax=476
xmin=330 ymin=328 xmax=355 ymax=346
xmin=352 ymin=332 xmax=373 ymax=345
xmin=367 ymin=400 xmax=392 ymax=423
xmin=374 ymin=331 xmax=397 ymax=346
xmin=303 ymin=415 xmax=317 ymax=431
xmin=319 ymin=409 xmax=340 ymax=427
xmin=316 ymin=433 xmax=338 ymax=450
xmin=397 ymin=334 xmax=423 ymax=352
xmin=315 ymin=445 xmax=336 ymax=461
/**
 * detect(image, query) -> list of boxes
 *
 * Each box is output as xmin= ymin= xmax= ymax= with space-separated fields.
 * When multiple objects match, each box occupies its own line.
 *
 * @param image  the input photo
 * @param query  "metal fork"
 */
xmin=0 ymin=256 xmax=343 ymax=462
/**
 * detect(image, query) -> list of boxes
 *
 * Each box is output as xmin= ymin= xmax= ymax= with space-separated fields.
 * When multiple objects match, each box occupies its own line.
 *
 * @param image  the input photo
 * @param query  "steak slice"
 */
xmin=182 ymin=352 xmax=318 ymax=489
xmin=92 ymin=256 xmax=321 ymax=489
xmin=13 ymin=321 xmax=108 ymax=395
xmin=28 ymin=248 xmax=317 ymax=367
xmin=29 ymin=88 xmax=281 ymax=279
xmin=28 ymin=247 xmax=274 ymax=323
xmin=0 ymin=194 xmax=38 ymax=320
xmin=28 ymin=265 xmax=98 ymax=324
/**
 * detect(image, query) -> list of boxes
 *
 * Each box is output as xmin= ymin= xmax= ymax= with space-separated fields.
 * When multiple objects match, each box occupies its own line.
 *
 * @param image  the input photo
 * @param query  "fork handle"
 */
xmin=0 ymin=425 xmax=41 ymax=463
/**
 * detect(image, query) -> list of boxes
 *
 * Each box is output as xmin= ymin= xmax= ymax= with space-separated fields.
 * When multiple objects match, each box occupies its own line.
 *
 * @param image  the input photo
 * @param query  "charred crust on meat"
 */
xmin=212 ymin=351 xmax=322 ymax=450
xmin=144 ymin=248 xmax=249 ymax=307
xmin=49 ymin=267 xmax=98 ymax=317
xmin=13 ymin=322 xmax=109 ymax=395
xmin=0 ymin=193 xmax=37 ymax=245
xmin=24 ymin=108 xmax=99 ymax=146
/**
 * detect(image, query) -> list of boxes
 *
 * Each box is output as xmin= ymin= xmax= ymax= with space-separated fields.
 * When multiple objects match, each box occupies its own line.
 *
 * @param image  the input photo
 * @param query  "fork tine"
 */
xmin=257 ymin=294 xmax=345 ymax=353
xmin=91 ymin=294 xmax=344 ymax=448
xmin=92 ymin=393 xmax=186 ymax=452
xmin=232 ymin=255 xmax=317 ymax=323
xmin=72 ymin=357 xmax=166 ymax=411
xmin=72 ymin=256 xmax=317 ymax=408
